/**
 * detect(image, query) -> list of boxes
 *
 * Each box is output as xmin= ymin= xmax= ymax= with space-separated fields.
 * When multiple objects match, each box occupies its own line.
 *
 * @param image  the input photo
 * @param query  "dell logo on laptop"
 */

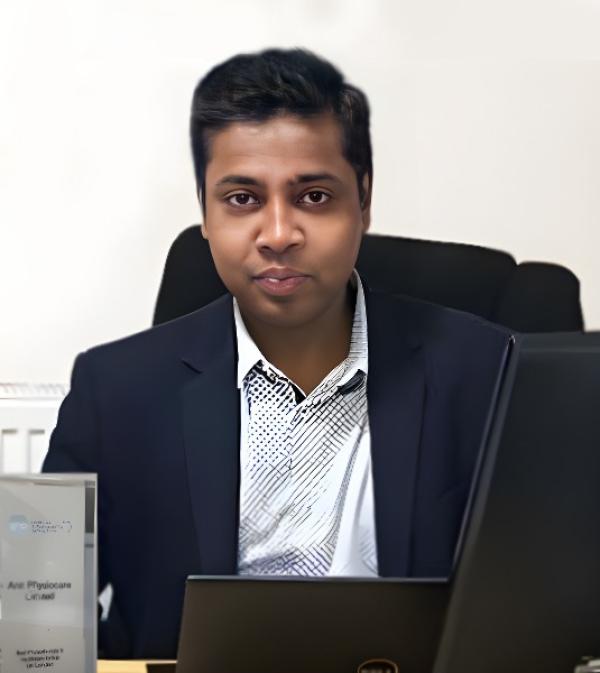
xmin=357 ymin=658 xmax=399 ymax=673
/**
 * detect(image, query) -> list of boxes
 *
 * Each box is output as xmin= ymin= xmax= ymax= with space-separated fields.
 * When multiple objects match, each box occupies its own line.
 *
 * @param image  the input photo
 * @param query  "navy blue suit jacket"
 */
xmin=43 ymin=288 xmax=510 ymax=658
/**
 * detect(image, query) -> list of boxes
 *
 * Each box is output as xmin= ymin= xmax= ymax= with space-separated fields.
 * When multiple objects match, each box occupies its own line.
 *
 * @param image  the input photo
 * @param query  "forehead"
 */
xmin=205 ymin=113 xmax=351 ymax=181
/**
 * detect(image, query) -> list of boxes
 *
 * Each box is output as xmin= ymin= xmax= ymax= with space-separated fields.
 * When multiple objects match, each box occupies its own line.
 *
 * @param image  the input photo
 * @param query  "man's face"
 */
xmin=202 ymin=112 xmax=370 ymax=330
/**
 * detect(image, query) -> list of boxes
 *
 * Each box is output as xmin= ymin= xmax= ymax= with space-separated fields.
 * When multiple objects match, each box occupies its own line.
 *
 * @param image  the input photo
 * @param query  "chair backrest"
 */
xmin=355 ymin=234 xmax=515 ymax=319
xmin=153 ymin=226 xmax=584 ymax=332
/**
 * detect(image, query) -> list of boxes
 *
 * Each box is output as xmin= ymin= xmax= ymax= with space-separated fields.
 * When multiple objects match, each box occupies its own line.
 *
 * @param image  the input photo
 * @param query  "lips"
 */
xmin=255 ymin=267 xmax=307 ymax=280
xmin=253 ymin=267 xmax=309 ymax=296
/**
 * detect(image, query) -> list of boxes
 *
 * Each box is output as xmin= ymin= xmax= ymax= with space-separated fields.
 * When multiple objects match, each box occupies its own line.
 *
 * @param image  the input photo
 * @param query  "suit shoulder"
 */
xmin=368 ymin=290 xmax=512 ymax=350
xmin=81 ymin=294 xmax=233 ymax=369
xmin=368 ymin=291 xmax=513 ymax=401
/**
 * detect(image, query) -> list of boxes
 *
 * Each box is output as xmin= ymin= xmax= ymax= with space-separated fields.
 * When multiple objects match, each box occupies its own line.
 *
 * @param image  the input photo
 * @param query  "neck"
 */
xmin=242 ymin=286 xmax=355 ymax=395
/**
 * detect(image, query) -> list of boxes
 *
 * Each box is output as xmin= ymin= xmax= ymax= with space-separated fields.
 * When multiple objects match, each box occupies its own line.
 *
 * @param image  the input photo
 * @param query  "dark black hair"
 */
xmin=190 ymin=48 xmax=372 ymax=212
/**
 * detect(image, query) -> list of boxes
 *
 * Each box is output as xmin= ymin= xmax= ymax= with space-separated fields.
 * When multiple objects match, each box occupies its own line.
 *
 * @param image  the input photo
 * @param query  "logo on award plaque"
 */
xmin=7 ymin=514 xmax=30 ymax=535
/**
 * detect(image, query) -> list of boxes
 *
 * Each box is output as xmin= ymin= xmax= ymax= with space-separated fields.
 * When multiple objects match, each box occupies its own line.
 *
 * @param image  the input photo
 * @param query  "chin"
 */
xmin=259 ymin=299 xmax=339 ymax=330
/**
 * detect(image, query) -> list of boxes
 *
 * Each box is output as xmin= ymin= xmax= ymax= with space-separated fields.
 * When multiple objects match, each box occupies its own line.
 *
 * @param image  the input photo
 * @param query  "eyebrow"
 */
xmin=214 ymin=172 xmax=343 ymax=188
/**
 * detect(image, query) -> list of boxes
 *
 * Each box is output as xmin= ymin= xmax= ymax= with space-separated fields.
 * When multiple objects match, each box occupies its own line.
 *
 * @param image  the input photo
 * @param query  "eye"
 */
xmin=298 ymin=190 xmax=331 ymax=205
xmin=226 ymin=192 xmax=259 ymax=207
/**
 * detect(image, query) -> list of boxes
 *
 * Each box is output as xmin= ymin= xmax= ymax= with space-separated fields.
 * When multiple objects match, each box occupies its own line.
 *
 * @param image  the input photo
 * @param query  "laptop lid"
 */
xmin=176 ymin=576 xmax=447 ymax=673
xmin=434 ymin=331 xmax=600 ymax=673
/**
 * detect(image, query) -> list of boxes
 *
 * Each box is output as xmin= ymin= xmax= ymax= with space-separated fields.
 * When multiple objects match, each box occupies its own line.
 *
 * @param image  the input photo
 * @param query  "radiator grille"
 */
xmin=0 ymin=383 xmax=67 ymax=473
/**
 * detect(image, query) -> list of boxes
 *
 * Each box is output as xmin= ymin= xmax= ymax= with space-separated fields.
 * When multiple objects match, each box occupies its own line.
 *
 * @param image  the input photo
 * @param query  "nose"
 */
xmin=255 ymin=197 xmax=304 ymax=255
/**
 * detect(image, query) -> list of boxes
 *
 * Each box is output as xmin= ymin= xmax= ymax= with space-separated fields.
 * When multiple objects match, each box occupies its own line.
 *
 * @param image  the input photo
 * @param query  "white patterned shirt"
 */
xmin=235 ymin=272 xmax=378 ymax=576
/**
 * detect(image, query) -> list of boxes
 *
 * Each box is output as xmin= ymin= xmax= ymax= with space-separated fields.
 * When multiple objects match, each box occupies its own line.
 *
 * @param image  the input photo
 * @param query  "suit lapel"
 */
xmin=366 ymin=290 xmax=425 ymax=577
xmin=180 ymin=295 xmax=240 ymax=574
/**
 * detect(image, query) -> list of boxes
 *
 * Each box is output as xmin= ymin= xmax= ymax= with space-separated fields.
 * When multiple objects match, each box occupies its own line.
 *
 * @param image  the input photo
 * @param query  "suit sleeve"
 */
xmin=43 ymin=353 xmax=132 ymax=657
xmin=42 ymin=352 xmax=110 ymax=596
xmin=44 ymin=352 xmax=100 ymax=474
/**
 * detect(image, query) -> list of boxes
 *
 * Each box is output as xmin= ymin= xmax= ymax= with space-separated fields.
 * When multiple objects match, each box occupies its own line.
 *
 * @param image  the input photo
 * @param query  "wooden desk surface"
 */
xmin=98 ymin=661 xmax=176 ymax=673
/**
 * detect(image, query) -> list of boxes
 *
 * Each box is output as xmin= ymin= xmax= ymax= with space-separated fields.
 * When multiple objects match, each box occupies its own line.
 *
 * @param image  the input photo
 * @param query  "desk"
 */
xmin=98 ymin=661 xmax=176 ymax=673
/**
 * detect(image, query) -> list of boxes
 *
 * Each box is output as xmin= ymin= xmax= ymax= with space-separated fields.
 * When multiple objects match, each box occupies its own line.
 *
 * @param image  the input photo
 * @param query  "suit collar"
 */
xmin=180 ymin=294 xmax=235 ymax=374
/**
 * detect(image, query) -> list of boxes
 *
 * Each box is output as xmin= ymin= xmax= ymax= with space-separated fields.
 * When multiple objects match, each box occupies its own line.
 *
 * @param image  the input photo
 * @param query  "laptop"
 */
xmin=175 ymin=332 xmax=600 ymax=673
xmin=175 ymin=576 xmax=447 ymax=673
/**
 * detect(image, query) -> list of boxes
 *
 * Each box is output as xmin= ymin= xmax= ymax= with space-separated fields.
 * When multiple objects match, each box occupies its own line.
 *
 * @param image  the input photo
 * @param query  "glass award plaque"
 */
xmin=0 ymin=474 xmax=96 ymax=673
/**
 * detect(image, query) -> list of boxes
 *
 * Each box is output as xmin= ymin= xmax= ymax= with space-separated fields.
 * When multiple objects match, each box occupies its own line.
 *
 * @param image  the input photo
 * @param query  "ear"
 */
xmin=200 ymin=222 xmax=208 ymax=240
xmin=360 ymin=173 xmax=371 ymax=233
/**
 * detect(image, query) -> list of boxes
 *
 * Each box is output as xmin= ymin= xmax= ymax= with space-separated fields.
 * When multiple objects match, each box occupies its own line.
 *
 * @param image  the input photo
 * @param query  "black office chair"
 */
xmin=153 ymin=225 xmax=584 ymax=333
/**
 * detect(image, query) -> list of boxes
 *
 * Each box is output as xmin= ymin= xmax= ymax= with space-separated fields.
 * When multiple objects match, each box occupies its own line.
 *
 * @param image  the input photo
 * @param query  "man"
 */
xmin=43 ymin=49 xmax=510 ymax=658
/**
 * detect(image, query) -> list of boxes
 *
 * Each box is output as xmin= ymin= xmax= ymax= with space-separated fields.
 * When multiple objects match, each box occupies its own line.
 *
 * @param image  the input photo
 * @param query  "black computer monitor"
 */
xmin=435 ymin=331 xmax=600 ymax=673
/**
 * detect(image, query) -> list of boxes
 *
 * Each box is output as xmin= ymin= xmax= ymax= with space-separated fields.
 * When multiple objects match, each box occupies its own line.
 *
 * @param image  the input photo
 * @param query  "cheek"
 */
xmin=314 ymin=220 xmax=363 ymax=270
xmin=205 ymin=235 xmax=247 ymax=286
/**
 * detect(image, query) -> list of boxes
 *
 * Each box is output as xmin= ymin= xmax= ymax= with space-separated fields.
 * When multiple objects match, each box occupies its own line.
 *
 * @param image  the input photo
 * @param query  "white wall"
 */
xmin=1 ymin=0 xmax=599 ymax=384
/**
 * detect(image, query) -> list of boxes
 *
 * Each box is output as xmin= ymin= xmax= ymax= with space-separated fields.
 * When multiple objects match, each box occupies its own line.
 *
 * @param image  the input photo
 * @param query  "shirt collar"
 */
xmin=336 ymin=270 xmax=369 ymax=387
xmin=233 ymin=270 xmax=369 ymax=390
xmin=233 ymin=298 xmax=266 ymax=389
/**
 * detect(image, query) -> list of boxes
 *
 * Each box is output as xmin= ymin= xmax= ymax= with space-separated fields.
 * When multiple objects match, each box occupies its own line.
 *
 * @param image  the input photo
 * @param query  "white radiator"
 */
xmin=0 ymin=383 xmax=67 ymax=474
